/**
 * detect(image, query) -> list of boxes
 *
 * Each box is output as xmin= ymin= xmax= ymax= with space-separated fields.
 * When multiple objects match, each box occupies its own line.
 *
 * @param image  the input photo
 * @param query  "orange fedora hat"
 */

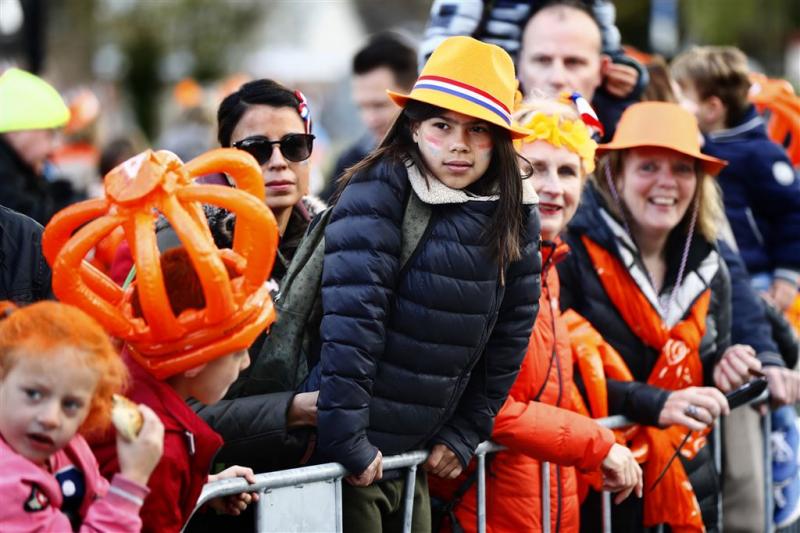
xmin=387 ymin=36 xmax=531 ymax=139
xmin=596 ymin=101 xmax=727 ymax=176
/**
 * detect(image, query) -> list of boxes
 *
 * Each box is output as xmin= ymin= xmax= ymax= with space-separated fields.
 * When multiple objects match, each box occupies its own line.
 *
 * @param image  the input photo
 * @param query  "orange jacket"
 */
xmin=430 ymin=242 xmax=615 ymax=533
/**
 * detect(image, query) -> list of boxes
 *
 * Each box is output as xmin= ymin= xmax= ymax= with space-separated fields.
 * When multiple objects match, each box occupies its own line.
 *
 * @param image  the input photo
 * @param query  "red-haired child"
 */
xmin=0 ymin=300 xmax=164 ymax=532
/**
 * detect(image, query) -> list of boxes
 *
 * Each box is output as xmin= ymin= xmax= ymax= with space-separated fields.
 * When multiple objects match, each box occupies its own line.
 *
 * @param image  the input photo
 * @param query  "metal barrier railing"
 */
xmin=188 ymin=396 xmax=773 ymax=533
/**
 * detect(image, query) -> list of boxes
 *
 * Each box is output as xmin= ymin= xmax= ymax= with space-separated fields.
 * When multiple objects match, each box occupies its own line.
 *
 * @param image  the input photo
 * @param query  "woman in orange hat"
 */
xmin=558 ymin=101 xmax=762 ymax=531
xmin=307 ymin=35 xmax=541 ymax=531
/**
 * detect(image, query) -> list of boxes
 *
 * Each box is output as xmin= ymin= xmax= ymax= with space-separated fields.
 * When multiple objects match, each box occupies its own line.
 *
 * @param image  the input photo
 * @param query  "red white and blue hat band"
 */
xmin=412 ymin=75 xmax=512 ymax=126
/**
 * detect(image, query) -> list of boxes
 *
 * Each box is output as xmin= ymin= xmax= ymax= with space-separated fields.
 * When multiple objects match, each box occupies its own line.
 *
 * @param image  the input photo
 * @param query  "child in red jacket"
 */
xmin=90 ymin=247 xmax=263 ymax=532
xmin=0 ymin=300 xmax=163 ymax=532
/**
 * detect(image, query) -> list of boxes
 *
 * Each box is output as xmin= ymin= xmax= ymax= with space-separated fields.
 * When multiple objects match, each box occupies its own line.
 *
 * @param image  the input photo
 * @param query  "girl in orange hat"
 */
xmin=558 ymin=101 xmax=761 ymax=531
xmin=0 ymin=301 xmax=164 ymax=532
xmin=304 ymin=35 xmax=541 ymax=531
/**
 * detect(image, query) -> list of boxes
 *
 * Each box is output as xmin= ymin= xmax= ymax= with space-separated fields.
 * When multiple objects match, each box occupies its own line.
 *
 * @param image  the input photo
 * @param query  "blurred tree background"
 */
xmin=47 ymin=0 xmax=262 ymax=138
xmin=616 ymin=0 xmax=800 ymax=72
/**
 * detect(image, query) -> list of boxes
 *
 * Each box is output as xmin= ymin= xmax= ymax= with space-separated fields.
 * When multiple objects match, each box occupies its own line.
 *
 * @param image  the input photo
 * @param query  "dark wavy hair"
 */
xmin=336 ymin=100 xmax=525 ymax=274
xmin=217 ymin=79 xmax=302 ymax=147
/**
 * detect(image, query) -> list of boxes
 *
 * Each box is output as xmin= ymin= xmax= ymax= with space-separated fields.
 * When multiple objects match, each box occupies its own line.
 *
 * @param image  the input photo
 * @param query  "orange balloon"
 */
xmin=749 ymin=73 xmax=800 ymax=167
xmin=43 ymin=148 xmax=279 ymax=379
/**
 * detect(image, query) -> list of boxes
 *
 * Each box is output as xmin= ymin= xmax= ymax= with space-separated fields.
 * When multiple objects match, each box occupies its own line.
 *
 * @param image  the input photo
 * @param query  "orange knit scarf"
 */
xmin=568 ymin=235 xmax=712 ymax=532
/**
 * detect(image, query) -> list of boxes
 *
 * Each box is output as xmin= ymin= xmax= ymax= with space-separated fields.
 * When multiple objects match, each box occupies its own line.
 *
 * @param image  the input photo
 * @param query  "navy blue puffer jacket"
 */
xmin=703 ymin=106 xmax=800 ymax=283
xmin=314 ymin=158 xmax=541 ymax=474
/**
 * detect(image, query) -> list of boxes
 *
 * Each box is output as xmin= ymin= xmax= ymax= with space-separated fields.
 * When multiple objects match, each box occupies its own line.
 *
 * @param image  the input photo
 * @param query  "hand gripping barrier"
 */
xmin=188 ymin=394 xmax=772 ymax=533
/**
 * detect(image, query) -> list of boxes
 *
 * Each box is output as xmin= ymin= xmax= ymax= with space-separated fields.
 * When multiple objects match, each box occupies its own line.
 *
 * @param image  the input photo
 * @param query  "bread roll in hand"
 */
xmin=112 ymin=394 xmax=144 ymax=441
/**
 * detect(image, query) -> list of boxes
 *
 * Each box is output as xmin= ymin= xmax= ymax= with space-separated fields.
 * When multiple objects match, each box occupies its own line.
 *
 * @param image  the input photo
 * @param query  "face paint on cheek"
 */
xmin=478 ymin=145 xmax=493 ymax=161
xmin=421 ymin=133 xmax=443 ymax=156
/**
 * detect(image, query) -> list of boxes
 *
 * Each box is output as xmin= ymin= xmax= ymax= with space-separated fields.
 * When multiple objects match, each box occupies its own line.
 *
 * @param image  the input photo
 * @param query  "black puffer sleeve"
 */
xmin=192 ymin=393 xmax=311 ymax=473
xmin=315 ymin=160 xmax=407 ymax=474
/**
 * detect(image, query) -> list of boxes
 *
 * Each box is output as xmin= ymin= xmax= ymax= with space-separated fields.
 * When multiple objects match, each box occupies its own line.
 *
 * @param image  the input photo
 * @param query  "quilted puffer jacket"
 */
xmin=312 ymin=157 xmax=541 ymax=474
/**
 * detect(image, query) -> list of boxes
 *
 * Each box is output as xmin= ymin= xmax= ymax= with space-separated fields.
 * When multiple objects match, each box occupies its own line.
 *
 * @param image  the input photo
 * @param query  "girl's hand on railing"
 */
xmin=346 ymin=450 xmax=383 ymax=487
xmin=424 ymin=443 xmax=463 ymax=479
xmin=600 ymin=443 xmax=643 ymax=504
xmin=207 ymin=465 xmax=260 ymax=516
xmin=713 ymin=344 xmax=761 ymax=392
xmin=658 ymin=386 xmax=730 ymax=431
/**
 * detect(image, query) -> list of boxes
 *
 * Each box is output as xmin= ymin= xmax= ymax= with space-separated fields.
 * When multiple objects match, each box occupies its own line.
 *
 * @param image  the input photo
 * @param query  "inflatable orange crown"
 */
xmin=42 ymin=148 xmax=278 ymax=379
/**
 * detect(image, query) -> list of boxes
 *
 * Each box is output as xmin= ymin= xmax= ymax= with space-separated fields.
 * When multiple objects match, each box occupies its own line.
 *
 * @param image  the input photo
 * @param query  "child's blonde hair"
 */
xmin=0 ymin=301 xmax=128 ymax=436
xmin=671 ymin=46 xmax=751 ymax=127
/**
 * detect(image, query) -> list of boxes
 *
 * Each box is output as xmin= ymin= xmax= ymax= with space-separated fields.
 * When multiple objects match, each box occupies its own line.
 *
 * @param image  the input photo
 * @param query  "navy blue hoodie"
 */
xmin=702 ymin=105 xmax=800 ymax=284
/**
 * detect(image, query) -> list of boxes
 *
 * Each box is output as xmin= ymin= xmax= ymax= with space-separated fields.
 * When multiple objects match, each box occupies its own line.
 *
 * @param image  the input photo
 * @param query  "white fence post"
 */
xmin=542 ymin=461 xmax=551 ymax=533
xmin=401 ymin=464 xmax=417 ymax=533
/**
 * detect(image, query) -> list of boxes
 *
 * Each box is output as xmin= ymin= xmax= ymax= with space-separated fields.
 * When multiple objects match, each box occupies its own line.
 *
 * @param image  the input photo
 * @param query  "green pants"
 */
xmin=342 ymin=468 xmax=431 ymax=533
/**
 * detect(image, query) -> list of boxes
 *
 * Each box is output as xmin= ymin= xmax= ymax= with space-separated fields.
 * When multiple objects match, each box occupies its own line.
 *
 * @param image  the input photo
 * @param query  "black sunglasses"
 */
xmin=233 ymin=133 xmax=315 ymax=164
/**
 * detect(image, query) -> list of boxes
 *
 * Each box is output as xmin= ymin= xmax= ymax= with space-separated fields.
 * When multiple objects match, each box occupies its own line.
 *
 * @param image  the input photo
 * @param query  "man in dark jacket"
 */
xmin=0 ymin=205 xmax=52 ymax=302
xmin=0 ymin=68 xmax=80 ymax=225
xmin=320 ymin=32 xmax=417 ymax=201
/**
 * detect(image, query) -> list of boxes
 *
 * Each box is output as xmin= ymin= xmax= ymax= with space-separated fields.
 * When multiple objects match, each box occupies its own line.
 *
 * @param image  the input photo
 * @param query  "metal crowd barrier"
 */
xmin=188 ymin=396 xmax=773 ymax=533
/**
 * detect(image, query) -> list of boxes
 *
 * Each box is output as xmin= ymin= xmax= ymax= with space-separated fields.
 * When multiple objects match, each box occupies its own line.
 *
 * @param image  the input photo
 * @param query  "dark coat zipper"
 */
xmin=420 ymin=267 xmax=505 ymax=445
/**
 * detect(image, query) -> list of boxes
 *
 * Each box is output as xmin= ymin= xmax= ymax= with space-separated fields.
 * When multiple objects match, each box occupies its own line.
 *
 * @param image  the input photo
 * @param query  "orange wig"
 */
xmin=0 ymin=301 xmax=128 ymax=436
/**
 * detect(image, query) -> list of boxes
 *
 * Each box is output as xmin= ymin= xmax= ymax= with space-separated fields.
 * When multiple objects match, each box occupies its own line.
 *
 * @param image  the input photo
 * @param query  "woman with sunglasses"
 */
xmin=218 ymin=79 xmax=323 ymax=282
xmin=189 ymin=81 xmax=323 ymax=510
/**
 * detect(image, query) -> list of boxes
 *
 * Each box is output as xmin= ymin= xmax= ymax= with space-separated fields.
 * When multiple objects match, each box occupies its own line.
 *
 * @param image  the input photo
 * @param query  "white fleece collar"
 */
xmin=406 ymin=163 xmax=538 ymax=206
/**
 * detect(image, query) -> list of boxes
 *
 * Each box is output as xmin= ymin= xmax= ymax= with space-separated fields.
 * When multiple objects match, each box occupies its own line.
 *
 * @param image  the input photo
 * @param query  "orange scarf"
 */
xmin=568 ymin=235 xmax=712 ymax=533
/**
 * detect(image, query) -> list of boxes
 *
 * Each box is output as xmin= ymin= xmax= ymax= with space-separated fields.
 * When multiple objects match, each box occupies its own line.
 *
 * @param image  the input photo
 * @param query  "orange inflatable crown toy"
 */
xmin=42 ymin=148 xmax=279 ymax=379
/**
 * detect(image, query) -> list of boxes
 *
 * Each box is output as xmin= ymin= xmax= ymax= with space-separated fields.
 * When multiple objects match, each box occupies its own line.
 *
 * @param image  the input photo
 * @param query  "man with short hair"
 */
xmin=321 ymin=32 xmax=417 ymax=200
xmin=517 ymin=1 xmax=639 ymax=139
xmin=518 ymin=2 xmax=606 ymax=101
xmin=420 ymin=0 xmax=644 ymax=141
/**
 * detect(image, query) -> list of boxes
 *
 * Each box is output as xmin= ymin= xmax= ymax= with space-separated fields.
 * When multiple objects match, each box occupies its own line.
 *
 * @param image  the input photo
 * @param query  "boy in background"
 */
xmin=673 ymin=45 xmax=800 ymax=530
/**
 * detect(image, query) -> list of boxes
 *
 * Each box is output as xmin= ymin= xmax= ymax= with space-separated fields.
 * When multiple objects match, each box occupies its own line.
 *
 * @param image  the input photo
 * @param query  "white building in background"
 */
xmin=240 ymin=0 xmax=370 ymax=194
xmin=243 ymin=0 xmax=366 ymax=84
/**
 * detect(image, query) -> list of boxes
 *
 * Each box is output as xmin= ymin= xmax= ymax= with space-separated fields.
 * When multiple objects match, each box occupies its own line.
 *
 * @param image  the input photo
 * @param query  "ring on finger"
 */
xmin=684 ymin=404 xmax=702 ymax=419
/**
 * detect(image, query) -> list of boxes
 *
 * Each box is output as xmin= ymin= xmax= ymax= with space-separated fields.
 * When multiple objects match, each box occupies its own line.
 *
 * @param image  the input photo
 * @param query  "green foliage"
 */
xmin=93 ymin=0 xmax=263 ymax=139
xmin=612 ymin=0 xmax=799 ymax=76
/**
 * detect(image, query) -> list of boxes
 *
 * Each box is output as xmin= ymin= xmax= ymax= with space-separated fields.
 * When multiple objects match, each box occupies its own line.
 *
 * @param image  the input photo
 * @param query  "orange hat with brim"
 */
xmin=596 ymin=101 xmax=727 ymax=176
xmin=387 ymin=36 xmax=531 ymax=139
